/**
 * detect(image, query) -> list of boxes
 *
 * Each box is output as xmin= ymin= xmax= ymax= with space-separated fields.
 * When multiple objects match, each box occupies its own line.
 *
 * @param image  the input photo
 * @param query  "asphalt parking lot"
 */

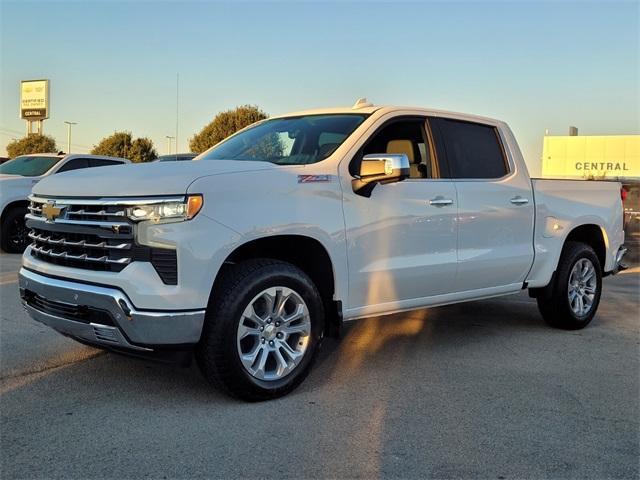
xmin=1 ymin=252 xmax=638 ymax=479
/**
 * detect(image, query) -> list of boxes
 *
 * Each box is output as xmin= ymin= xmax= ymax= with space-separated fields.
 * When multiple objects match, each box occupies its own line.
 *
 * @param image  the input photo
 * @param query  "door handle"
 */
xmin=510 ymin=196 xmax=529 ymax=205
xmin=429 ymin=197 xmax=454 ymax=207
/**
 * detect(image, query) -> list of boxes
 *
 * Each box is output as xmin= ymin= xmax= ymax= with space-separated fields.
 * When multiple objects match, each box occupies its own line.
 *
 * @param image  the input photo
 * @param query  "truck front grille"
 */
xmin=27 ymin=197 xmax=178 ymax=284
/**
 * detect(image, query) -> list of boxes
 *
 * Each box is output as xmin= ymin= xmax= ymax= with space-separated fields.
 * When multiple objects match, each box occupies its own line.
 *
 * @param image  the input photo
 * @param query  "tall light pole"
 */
xmin=165 ymin=135 xmax=175 ymax=155
xmin=64 ymin=121 xmax=77 ymax=154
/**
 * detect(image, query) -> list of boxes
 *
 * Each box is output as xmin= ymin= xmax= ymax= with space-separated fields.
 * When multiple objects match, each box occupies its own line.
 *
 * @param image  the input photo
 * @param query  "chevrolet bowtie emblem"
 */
xmin=42 ymin=202 xmax=63 ymax=222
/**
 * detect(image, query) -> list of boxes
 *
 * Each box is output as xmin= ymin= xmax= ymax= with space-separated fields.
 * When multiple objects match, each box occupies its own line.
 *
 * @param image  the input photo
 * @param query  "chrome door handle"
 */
xmin=429 ymin=197 xmax=454 ymax=207
xmin=510 ymin=196 xmax=529 ymax=205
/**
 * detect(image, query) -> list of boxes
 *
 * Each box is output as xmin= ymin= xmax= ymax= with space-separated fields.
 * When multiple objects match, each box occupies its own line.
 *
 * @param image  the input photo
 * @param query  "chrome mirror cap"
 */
xmin=352 ymin=153 xmax=410 ymax=197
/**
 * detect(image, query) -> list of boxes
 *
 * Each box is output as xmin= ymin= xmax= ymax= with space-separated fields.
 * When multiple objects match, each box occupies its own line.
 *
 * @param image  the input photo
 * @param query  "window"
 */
xmin=89 ymin=159 xmax=123 ymax=167
xmin=0 ymin=155 xmax=62 ymax=177
xmin=200 ymin=114 xmax=367 ymax=165
xmin=430 ymin=118 xmax=508 ymax=179
xmin=56 ymin=158 xmax=89 ymax=173
xmin=360 ymin=119 xmax=437 ymax=179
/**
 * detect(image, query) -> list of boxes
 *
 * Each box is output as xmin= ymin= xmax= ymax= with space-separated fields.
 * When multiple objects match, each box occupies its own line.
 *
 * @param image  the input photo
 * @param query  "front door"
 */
xmin=343 ymin=117 xmax=458 ymax=315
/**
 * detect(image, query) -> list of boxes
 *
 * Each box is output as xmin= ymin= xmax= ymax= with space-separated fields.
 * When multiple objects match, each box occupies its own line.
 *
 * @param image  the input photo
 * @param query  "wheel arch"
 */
xmin=1 ymin=200 xmax=29 ymax=226
xmin=211 ymin=234 xmax=343 ymax=337
xmin=563 ymin=223 xmax=607 ymax=272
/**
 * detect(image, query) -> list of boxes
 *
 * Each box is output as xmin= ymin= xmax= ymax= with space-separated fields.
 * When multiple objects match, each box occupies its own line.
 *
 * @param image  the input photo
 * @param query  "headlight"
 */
xmin=126 ymin=195 xmax=203 ymax=223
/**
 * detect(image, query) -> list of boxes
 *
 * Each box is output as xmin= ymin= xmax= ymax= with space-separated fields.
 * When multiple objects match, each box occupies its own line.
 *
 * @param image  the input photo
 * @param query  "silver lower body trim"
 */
xmin=19 ymin=268 xmax=206 ymax=350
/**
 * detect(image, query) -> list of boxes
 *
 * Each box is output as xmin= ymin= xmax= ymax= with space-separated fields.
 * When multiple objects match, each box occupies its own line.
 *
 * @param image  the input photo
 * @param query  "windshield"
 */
xmin=199 ymin=114 xmax=368 ymax=165
xmin=0 ymin=155 xmax=62 ymax=177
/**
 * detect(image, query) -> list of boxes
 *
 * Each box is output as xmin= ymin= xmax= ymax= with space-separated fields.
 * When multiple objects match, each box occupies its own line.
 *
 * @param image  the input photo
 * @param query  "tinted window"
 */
xmin=200 ymin=114 xmax=367 ymax=165
xmin=0 ymin=155 xmax=62 ymax=176
xmin=89 ymin=159 xmax=123 ymax=167
xmin=431 ymin=118 xmax=508 ymax=179
xmin=56 ymin=158 xmax=89 ymax=173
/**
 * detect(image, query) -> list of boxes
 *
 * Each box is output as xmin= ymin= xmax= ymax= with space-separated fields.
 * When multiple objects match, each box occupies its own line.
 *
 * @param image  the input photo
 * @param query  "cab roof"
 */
xmin=272 ymin=102 xmax=503 ymax=126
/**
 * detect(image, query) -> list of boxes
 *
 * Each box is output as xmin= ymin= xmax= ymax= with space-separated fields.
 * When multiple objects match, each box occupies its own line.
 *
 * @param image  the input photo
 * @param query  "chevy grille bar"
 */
xmin=28 ymin=231 xmax=131 ymax=250
xmin=31 ymin=244 xmax=132 ymax=265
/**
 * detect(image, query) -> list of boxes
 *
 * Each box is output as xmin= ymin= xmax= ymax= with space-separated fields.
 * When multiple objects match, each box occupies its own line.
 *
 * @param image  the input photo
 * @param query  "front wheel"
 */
xmin=1 ymin=207 xmax=30 ymax=253
xmin=196 ymin=259 xmax=324 ymax=401
xmin=536 ymin=241 xmax=602 ymax=330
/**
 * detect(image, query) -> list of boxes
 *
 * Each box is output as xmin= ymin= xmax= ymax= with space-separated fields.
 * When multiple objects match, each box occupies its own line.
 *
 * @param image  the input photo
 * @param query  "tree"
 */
xmin=91 ymin=131 xmax=157 ymax=163
xmin=128 ymin=137 xmax=157 ymax=163
xmin=189 ymin=105 xmax=268 ymax=153
xmin=91 ymin=131 xmax=132 ymax=159
xmin=6 ymin=134 xmax=57 ymax=158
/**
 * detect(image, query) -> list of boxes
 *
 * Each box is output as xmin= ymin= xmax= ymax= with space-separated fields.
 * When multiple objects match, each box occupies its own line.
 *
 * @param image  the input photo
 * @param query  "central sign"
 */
xmin=542 ymin=135 xmax=639 ymax=180
xmin=20 ymin=79 xmax=49 ymax=121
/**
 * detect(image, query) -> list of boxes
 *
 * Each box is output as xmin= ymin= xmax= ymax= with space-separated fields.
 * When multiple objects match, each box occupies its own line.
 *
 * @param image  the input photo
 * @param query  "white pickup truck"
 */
xmin=1 ymin=153 xmax=129 ymax=253
xmin=18 ymin=102 xmax=627 ymax=400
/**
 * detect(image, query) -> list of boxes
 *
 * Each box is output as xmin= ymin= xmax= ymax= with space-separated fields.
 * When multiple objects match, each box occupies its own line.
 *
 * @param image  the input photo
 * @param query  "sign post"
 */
xmin=20 ymin=79 xmax=49 ymax=134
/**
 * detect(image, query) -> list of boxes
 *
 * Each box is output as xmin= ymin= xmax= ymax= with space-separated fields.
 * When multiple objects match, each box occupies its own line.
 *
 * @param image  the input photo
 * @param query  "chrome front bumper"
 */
xmin=18 ymin=268 xmax=206 ymax=351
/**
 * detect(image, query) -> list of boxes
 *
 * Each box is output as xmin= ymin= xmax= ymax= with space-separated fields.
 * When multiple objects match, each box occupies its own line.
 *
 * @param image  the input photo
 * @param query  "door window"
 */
xmin=360 ymin=119 xmax=440 ymax=179
xmin=430 ymin=118 xmax=508 ymax=179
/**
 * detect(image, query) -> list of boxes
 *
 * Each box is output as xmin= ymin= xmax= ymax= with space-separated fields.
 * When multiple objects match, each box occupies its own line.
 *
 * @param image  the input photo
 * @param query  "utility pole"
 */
xmin=64 ymin=121 xmax=77 ymax=154
xmin=165 ymin=135 xmax=175 ymax=155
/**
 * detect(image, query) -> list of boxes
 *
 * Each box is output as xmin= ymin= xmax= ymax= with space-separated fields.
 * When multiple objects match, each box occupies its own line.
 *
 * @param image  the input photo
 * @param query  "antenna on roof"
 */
xmin=352 ymin=97 xmax=373 ymax=109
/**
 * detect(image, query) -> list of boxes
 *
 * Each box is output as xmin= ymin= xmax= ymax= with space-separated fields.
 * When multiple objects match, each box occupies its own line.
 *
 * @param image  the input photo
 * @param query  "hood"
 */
xmin=0 ymin=174 xmax=42 ymax=188
xmin=32 ymin=160 xmax=275 ymax=197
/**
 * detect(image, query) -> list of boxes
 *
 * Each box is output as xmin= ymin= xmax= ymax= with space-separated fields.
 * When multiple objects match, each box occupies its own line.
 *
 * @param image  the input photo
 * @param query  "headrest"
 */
xmin=386 ymin=139 xmax=415 ymax=163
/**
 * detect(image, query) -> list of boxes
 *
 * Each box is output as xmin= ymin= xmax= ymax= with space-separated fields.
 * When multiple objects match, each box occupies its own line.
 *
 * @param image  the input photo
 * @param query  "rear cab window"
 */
xmin=430 ymin=118 xmax=509 ymax=179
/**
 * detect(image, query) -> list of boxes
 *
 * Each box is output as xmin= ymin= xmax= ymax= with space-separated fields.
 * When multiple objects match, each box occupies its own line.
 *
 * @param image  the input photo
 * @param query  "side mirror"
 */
xmin=352 ymin=153 xmax=410 ymax=197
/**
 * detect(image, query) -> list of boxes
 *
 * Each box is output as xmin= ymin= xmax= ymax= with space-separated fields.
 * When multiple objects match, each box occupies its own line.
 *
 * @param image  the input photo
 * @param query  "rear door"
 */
xmin=430 ymin=117 xmax=535 ymax=292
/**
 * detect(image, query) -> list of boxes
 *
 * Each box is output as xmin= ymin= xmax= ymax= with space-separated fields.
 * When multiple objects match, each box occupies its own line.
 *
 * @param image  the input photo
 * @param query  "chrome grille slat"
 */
xmin=26 ymin=213 xmax=130 ymax=229
xmin=31 ymin=244 xmax=131 ymax=265
xmin=66 ymin=209 xmax=126 ymax=218
xmin=28 ymin=231 xmax=132 ymax=250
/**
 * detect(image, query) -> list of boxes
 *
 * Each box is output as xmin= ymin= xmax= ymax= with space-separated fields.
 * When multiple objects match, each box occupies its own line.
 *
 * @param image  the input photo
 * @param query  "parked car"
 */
xmin=155 ymin=153 xmax=197 ymax=162
xmin=0 ymin=153 xmax=129 ymax=252
xmin=18 ymin=102 xmax=627 ymax=400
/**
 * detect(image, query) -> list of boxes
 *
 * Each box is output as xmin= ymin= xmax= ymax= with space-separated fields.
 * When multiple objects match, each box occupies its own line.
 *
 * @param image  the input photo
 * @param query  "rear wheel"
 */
xmin=1 ymin=207 xmax=29 ymax=253
xmin=196 ymin=259 xmax=324 ymax=401
xmin=536 ymin=241 xmax=602 ymax=330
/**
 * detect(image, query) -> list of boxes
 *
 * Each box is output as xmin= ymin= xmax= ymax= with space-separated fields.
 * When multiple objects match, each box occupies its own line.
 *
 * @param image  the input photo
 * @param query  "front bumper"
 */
xmin=19 ymin=268 xmax=206 ymax=351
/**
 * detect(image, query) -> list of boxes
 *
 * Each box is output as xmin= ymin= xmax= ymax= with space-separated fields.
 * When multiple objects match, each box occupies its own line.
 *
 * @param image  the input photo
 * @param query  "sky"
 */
xmin=1 ymin=0 xmax=638 ymax=175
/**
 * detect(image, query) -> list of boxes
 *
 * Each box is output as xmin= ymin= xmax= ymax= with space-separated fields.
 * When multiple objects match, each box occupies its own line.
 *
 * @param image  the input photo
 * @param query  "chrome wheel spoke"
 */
xmin=243 ymin=303 xmax=266 ymax=326
xmin=283 ymin=304 xmax=305 ymax=324
xmin=273 ymin=289 xmax=289 ymax=317
xmin=273 ymin=345 xmax=290 ymax=375
xmin=241 ymin=344 xmax=263 ymax=371
xmin=282 ymin=322 xmax=310 ymax=336
xmin=280 ymin=341 xmax=303 ymax=362
xmin=237 ymin=322 xmax=260 ymax=340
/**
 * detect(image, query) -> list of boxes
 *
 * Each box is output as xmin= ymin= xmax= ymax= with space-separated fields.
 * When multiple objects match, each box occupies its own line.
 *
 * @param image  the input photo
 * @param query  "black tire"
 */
xmin=536 ymin=241 xmax=602 ymax=330
xmin=1 ymin=207 xmax=29 ymax=253
xmin=196 ymin=259 xmax=324 ymax=401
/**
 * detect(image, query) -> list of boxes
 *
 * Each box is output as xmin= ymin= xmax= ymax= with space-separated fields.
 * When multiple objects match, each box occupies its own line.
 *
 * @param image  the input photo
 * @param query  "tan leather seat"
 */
xmin=387 ymin=139 xmax=418 ymax=177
